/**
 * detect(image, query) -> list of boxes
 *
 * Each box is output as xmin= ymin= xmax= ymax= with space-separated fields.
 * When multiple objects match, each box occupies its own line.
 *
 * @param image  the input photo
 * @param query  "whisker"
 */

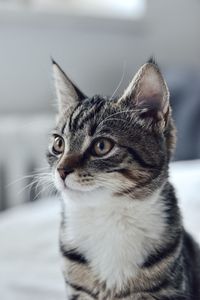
xmin=7 ymin=168 xmax=51 ymax=188
xmin=96 ymin=178 xmax=129 ymax=193
xmin=97 ymin=108 xmax=143 ymax=128
xmin=111 ymin=61 xmax=126 ymax=99
xmin=32 ymin=166 xmax=50 ymax=173
xmin=33 ymin=182 xmax=56 ymax=201
xmin=16 ymin=180 xmax=37 ymax=196
xmin=7 ymin=174 xmax=35 ymax=187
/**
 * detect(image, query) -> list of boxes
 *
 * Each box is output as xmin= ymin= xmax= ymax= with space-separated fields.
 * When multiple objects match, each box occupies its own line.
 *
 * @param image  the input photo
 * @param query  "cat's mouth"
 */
xmin=54 ymin=171 xmax=98 ymax=193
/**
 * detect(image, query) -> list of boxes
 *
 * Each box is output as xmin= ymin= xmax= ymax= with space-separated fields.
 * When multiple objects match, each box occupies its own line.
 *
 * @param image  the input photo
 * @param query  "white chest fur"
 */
xmin=62 ymin=188 xmax=166 ymax=290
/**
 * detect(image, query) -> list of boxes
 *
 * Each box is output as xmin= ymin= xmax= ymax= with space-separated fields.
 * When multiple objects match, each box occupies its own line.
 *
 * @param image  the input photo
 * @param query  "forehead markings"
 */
xmin=79 ymin=100 xmax=105 ymax=129
xmin=70 ymin=97 xmax=106 ymax=132
xmin=61 ymin=98 xmax=117 ymax=157
xmin=69 ymin=102 xmax=83 ymax=131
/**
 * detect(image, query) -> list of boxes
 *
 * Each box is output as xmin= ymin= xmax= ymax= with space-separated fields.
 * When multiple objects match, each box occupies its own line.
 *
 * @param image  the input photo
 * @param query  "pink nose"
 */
xmin=57 ymin=167 xmax=74 ymax=181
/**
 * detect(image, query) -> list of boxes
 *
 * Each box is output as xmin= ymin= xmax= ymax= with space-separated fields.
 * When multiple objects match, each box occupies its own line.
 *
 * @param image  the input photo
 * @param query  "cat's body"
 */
xmin=47 ymin=59 xmax=200 ymax=299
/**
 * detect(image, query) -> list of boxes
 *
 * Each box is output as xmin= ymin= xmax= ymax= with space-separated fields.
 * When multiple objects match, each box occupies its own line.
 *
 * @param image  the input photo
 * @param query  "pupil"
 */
xmin=56 ymin=138 xmax=62 ymax=149
xmin=99 ymin=141 xmax=105 ymax=151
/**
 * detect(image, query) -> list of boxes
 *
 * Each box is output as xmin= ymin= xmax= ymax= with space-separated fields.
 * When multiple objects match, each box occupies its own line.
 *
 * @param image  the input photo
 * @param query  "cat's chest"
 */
xmin=61 ymin=191 xmax=165 ymax=290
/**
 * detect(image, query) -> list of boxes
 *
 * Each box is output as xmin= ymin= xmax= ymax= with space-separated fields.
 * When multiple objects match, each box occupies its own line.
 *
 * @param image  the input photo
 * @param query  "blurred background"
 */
xmin=0 ymin=0 xmax=200 ymax=206
xmin=0 ymin=0 xmax=200 ymax=209
xmin=0 ymin=1 xmax=200 ymax=299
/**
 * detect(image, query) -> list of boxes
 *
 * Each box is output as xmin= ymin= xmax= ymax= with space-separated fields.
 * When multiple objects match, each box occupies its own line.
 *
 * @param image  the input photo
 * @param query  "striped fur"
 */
xmin=47 ymin=60 xmax=200 ymax=299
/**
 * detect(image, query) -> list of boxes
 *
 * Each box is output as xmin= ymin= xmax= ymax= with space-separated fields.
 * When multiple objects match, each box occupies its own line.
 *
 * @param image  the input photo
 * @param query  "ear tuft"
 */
xmin=52 ymin=59 xmax=86 ymax=113
xmin=51 ymin=56 xmax=56 ymax=65
xmin=147 ymin=56 xmax=159 ymax=67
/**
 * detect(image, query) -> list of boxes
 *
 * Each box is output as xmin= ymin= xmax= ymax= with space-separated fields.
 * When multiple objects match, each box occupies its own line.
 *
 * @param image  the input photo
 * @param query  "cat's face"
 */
xmin=47 ymin=59 xmax=176 ymax=199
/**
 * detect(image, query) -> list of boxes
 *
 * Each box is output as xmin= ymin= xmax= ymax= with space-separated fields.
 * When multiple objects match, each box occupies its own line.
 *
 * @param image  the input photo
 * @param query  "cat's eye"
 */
xmin=92 ymin=138 xmax=114 ymax=157
xmin=52 ymin=136 xmax=65 ymax=155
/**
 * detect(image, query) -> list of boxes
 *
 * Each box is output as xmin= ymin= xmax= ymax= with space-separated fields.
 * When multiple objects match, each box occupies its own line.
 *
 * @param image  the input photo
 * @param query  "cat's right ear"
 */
xmin=52 ymin=59 xmax=86 ymax=113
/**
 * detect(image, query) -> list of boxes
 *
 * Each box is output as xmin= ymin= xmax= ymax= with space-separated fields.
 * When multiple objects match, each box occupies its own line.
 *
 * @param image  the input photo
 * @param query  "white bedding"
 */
xmin=0 ymin=160 xmax=200 ymax=300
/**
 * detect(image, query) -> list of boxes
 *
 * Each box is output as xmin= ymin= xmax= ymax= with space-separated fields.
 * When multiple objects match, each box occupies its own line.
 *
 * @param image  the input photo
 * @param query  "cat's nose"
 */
xmin=57 ymin=167 xmax=74 ymax=181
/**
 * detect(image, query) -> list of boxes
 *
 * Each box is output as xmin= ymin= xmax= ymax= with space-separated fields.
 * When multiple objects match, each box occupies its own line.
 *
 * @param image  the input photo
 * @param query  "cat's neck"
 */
xmin=61 ymin=187 xmax=166 ymax=290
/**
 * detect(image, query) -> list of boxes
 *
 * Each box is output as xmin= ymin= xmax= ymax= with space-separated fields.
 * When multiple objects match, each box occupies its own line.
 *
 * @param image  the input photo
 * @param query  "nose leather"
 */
xmin=57 ymin=166 xmax=74 ymax=181
xmin=57 ymin=154 xmax=82 ymax=181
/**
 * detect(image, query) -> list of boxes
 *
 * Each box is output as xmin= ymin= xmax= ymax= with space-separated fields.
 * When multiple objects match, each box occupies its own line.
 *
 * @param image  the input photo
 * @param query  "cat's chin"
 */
xmin=63 ymin=184 xmax=98 ymax=193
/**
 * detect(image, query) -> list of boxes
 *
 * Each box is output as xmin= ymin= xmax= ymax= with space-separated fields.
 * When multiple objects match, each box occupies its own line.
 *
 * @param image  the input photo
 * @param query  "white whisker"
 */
xmin=97 ymin=108 xmax=143 ymax=128
xmin=7 ymin=174 xmax=34 ymax=187
xmin=111 ymin=61 xmax=126 ymax=99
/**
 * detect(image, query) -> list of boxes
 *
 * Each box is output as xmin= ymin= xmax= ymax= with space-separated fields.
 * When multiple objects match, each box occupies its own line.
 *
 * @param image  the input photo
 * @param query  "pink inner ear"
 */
xmin=136 ymin=67 xmax=163 ymax=104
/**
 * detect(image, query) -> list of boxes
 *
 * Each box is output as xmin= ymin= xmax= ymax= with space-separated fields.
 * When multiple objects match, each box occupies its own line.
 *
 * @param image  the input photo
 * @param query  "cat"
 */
xmin=47 ymin=58 xmax=200 ymax=300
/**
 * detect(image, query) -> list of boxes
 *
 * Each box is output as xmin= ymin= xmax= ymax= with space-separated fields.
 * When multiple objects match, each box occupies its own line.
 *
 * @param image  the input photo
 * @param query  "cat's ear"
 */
xmin=119 ymin=59 xmax=170 ymax=130
xmin=52 ymin=59 xmax=86 ymax=112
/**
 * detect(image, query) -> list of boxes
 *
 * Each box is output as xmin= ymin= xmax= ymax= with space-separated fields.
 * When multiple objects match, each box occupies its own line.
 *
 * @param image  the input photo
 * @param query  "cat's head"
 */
xmin=47 ymin=59 xmax=176 ymax=200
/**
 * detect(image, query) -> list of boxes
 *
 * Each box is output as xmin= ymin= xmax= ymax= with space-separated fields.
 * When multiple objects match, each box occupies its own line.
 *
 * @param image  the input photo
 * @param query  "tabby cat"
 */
xmin=47 ymin=58 xmax=200 ymax=300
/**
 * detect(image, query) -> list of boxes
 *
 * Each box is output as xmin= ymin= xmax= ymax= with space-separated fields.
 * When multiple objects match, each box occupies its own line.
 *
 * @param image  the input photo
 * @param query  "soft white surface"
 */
xmin=0 ymin=160 xmax=200 ymax=300
xmin=170 ymin=160 xmax=200 ymax=242
xmin=0 ymin=198 xmax=65 ymax=300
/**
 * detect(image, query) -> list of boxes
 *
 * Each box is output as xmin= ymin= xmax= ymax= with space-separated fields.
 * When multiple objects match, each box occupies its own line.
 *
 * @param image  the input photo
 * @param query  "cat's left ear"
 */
xmin=119 ymin=59 xmax=170 ymax=130
xmin=52 ymin=59 xmax=87 ymax=113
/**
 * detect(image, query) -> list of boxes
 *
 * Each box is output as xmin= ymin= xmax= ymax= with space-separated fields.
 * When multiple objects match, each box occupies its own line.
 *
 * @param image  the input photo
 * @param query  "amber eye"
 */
xmin=92 ymin=138 xmax=114 ymax=157
xmin=52 ymin=136 xmax=64 ymax=155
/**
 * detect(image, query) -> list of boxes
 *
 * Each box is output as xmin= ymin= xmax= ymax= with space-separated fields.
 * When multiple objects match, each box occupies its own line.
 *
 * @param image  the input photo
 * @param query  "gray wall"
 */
xmin=0 ymin=0 xmax=199 ymax=114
